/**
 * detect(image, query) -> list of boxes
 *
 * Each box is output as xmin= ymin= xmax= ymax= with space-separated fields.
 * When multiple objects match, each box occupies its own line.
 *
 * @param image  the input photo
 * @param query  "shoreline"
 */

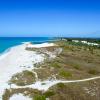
xmin=0 ymin=42 xmax=55 ymax=99
xmin=1 ymin=41 xmax=100 ymax=100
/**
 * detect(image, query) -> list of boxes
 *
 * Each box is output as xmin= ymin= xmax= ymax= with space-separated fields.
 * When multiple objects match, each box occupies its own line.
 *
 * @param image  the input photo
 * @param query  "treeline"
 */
xmin=63 ymin=38 xmax=100 ymax=44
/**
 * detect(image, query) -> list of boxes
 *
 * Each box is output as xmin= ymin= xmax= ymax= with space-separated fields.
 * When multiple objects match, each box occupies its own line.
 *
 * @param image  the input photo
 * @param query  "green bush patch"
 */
xmin=73 ymin=64 xmax=81 ymax=70
xmin=59 ymin=70 xmax=72 ymax=78
xmin=44 ymin=91 xmax=55 ymax=98
xmin=51 ymin=62 xmax=61 ymax=68
xmin=88 ymin=69 xmax=99 ymax=75
xmin=57 ymin=83 xmax=66 ymax=88
xmin=34 ymin=95 xmax=46 ymax=100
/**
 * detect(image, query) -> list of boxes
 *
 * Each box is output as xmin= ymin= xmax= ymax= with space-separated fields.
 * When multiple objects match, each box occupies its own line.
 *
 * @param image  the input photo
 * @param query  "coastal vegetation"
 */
xmin=9 ymin=70 xmax=36 ymax=86
xmin=3 ymin=38 xmax=100 ymax=100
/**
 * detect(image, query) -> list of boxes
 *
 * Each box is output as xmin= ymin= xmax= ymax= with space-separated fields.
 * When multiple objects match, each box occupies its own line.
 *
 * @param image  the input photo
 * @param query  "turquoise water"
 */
xmin=0 ymin=37 xmax=54 ymax=53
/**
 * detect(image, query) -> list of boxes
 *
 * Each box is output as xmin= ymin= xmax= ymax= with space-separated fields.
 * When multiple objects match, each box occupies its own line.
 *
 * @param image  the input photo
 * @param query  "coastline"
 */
xmin=0 ymin=42 xmax=51 ymax=99
xmin=0 ymin=40 xmax=100 ymax=100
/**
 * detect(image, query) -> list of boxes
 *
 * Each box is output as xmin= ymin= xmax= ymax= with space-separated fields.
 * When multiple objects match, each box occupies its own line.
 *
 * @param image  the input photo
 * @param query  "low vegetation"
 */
xmin=4 ymin=38 xmax=100 ymax=100
xmin=32 ymin=39 xmax=100 ymax=81
xmin=10 ymin=70 xmax=35 ymax=86
xmin=44 ymin=91 xmax=55 ymax=98
xmin=48 ymin=79 xmax=100 ymax=100
xmin=34 ymin=95 xmax=46 ymax=100
xmin=88 ymin=69 xmax=99 ymax=75
xmin=59 ymin=70 xmax=72 ymax=78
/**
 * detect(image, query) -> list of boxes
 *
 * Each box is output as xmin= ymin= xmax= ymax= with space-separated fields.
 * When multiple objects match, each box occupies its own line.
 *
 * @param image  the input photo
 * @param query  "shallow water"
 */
xmin=0 ymin=37 xmax=54 ymax=53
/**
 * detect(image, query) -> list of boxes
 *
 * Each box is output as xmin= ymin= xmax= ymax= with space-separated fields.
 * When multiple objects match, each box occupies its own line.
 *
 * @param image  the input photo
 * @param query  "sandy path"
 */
xmin=9 ymin=76 xmax=100 ymax=92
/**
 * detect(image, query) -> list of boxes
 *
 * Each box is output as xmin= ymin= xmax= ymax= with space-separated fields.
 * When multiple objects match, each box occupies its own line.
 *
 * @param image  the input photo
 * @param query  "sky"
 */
xmin=0 ymin=0 xmax=100 ymax=37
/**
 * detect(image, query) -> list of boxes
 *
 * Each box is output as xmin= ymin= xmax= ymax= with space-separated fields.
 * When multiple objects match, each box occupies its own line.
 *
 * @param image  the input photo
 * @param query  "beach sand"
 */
xmin=0 ymin=42 xmax=55 ymax=99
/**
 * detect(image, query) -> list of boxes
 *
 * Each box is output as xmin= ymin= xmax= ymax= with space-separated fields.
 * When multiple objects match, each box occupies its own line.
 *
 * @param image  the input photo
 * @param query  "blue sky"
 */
xmin=0 ymin=0 xmax=100 ymax=37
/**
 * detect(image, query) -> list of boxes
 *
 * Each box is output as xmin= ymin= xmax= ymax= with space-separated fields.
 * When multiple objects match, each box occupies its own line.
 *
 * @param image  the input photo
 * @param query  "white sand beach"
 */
xmin=10 ymin=94 xmax=32 ymax=100
xmin=0 ymin=43 xmax=55 ymax=99
xmin=27 ymin=42 xmax=55 ymax=48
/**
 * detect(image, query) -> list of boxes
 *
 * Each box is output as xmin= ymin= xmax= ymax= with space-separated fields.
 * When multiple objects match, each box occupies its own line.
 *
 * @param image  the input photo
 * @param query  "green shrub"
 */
xmin=51 ymin=62 xmax=60 ymax=68
xmin=59 ymin=70 xmax=72 ymax=78
xmin=88 ymin=69 xmax=98 ymax=75
xmin=57 ymin=83 xmax=66 ymax=88
xmin=34 ymin=95 xmax=46 ymax=100
xmin=73 ymin=64 xmax=80 ymax=70
xmin=44 ymin=91 xmax=55 ymax=97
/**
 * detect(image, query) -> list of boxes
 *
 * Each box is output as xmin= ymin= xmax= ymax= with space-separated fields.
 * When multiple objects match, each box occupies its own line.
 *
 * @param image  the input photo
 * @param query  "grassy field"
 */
xmin=34 ymin=40 xmax=100 ymax=81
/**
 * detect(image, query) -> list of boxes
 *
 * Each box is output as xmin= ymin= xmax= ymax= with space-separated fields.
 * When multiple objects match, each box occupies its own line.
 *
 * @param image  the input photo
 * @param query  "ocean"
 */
xmin=0 ymin=37 xmax=54 ymax=53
